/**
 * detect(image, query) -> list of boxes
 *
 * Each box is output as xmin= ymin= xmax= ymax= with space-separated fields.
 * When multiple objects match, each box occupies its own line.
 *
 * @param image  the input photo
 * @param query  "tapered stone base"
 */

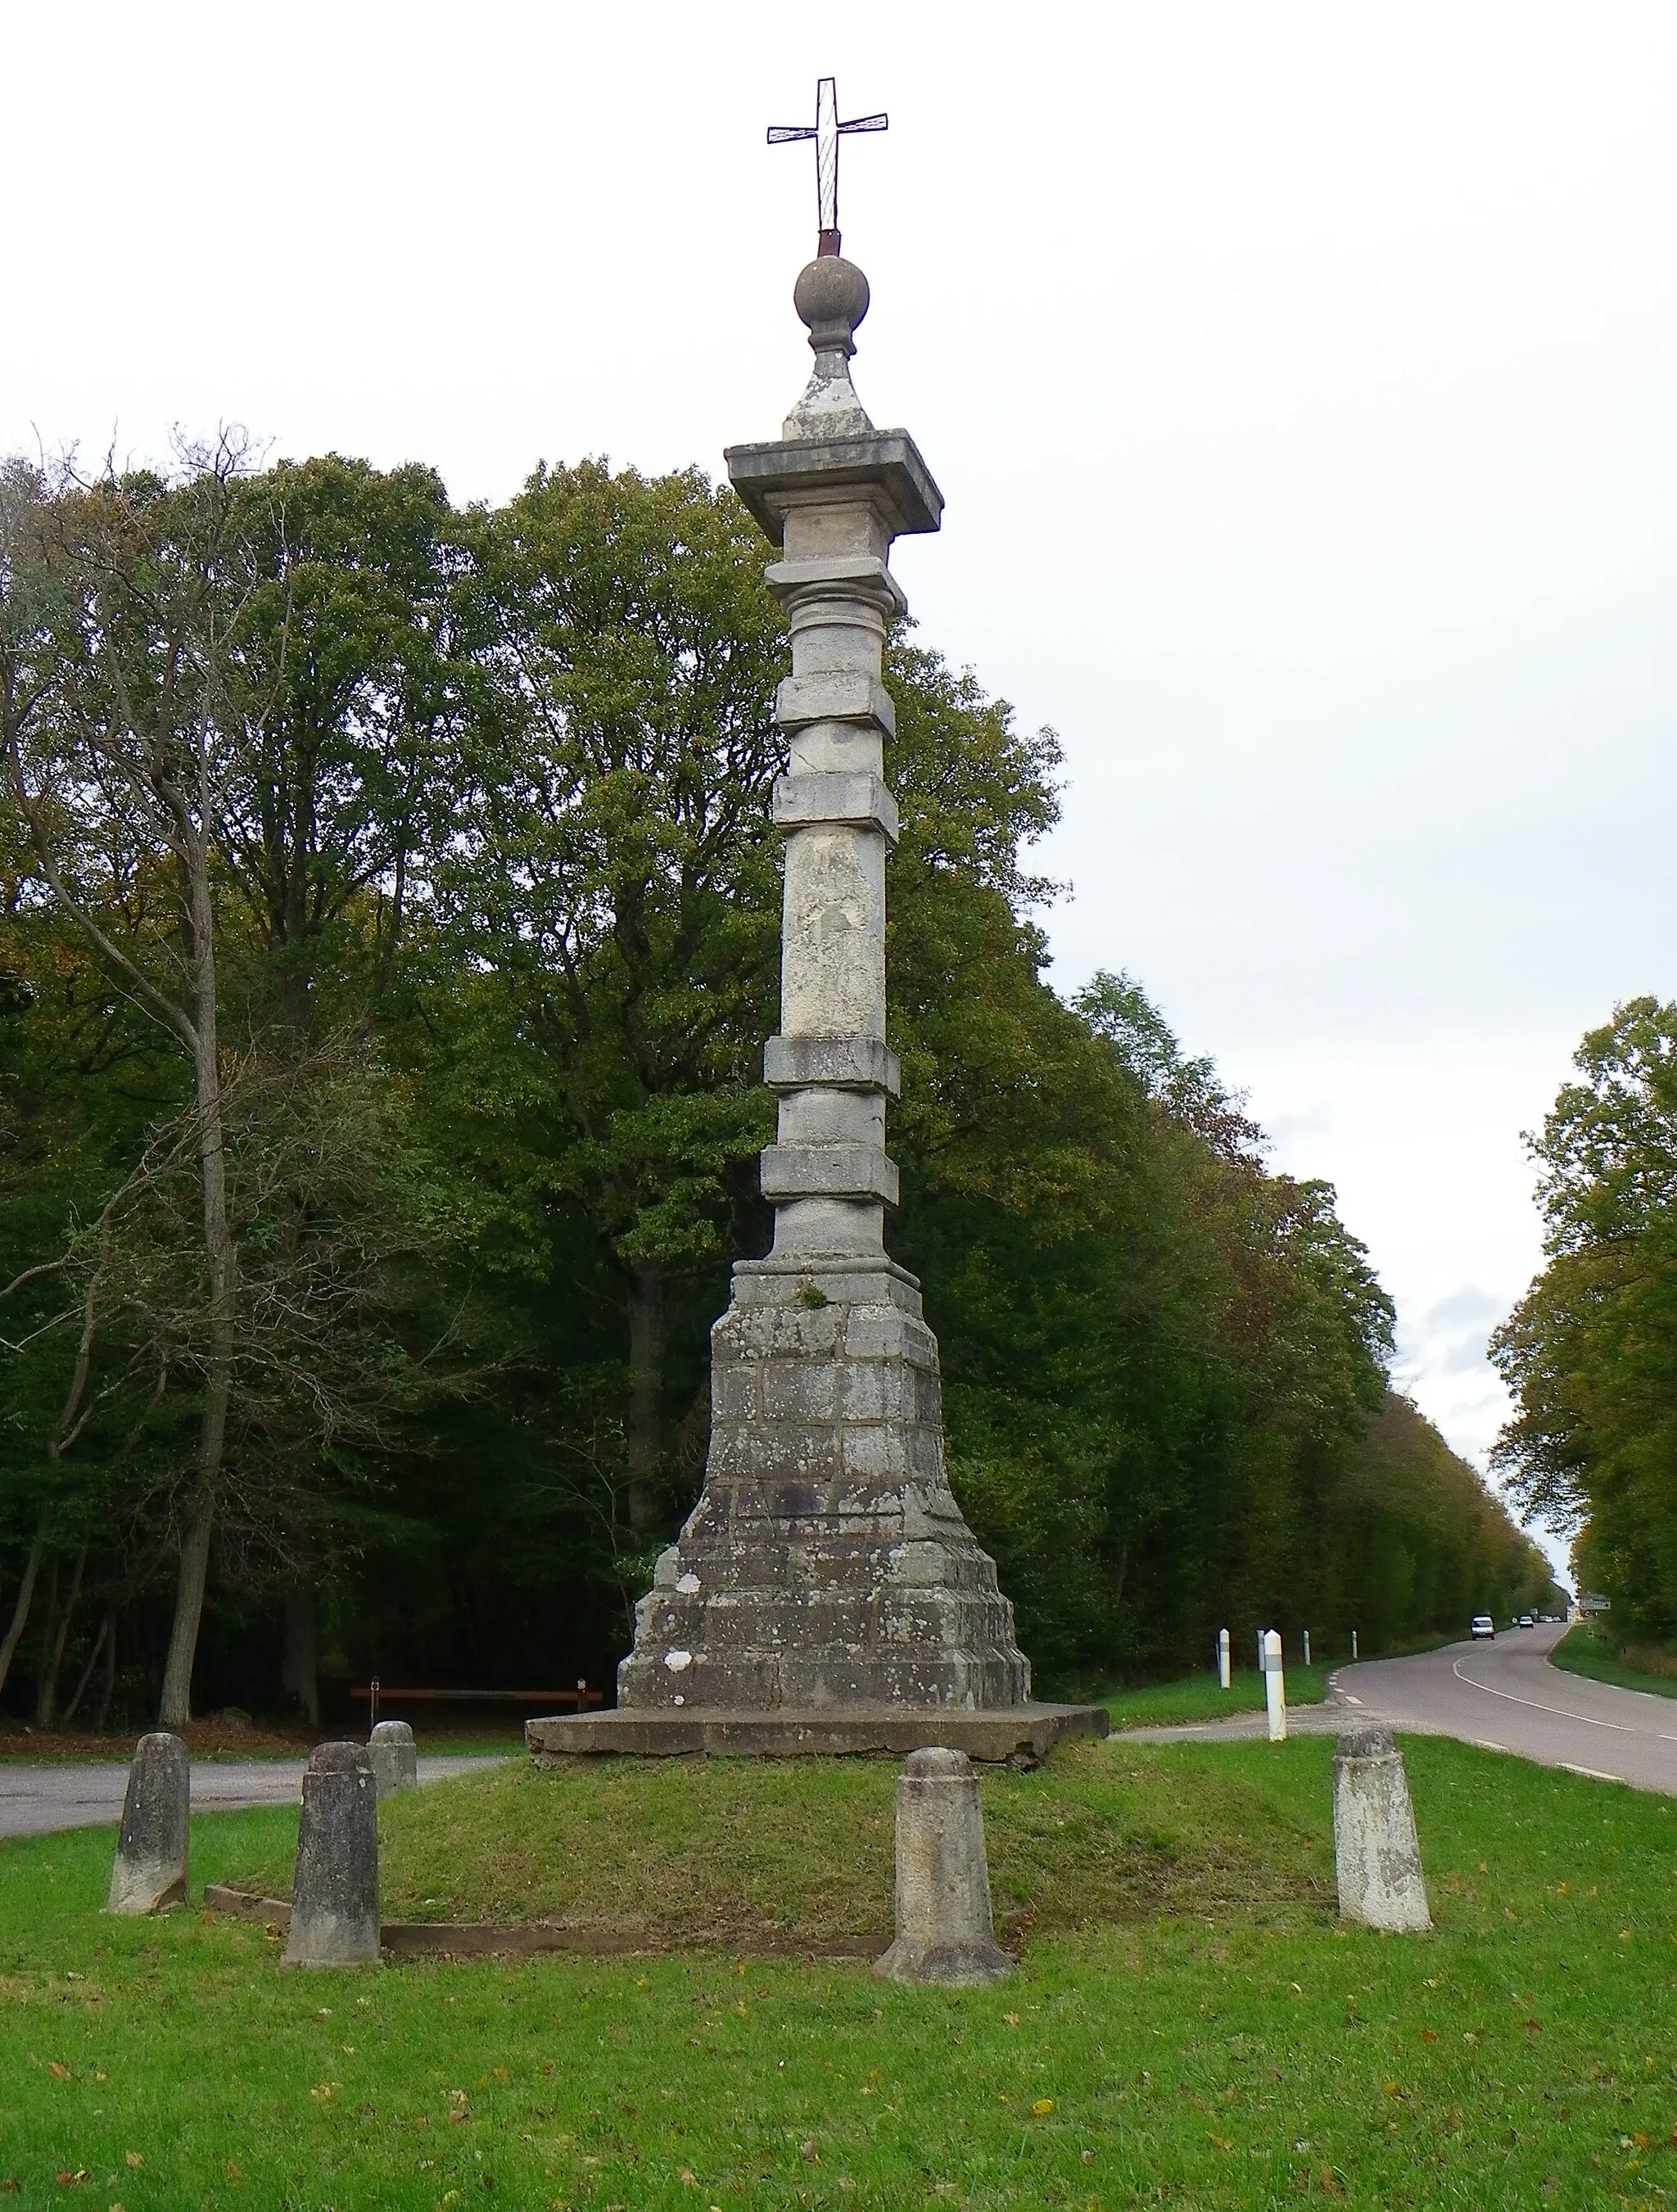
xmin=545 ymin=1253 xmax=1051 ymax=1755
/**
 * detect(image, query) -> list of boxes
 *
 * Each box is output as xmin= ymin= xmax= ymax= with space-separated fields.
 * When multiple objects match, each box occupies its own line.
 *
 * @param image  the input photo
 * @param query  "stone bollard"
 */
xmin=366 ymin=1719 xmax=418 ymax=1802
xmin=106 ymin=1733 xmax=189 ymax=1915
xmin=1332 ymin=1726 xmax=1431 ymax=1932
xmin=874 ymin=1747 xmax=1011 ymax=1986
xmin=283 ymin=1742 xmax=380 ymax=1967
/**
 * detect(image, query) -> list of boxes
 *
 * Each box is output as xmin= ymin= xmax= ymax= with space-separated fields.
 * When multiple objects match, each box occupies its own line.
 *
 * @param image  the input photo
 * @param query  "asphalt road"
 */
xmin=1336 ymin=1621 xmax=1677 ymax=1792
xmin=1127 ymin=1623 xmax=1677 ymax=1794
xmin=0 ymin=1755 xmax=504 ymax=1840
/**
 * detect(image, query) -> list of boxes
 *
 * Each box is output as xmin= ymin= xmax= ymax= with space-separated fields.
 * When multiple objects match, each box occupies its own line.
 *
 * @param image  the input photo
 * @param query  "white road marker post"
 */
xmin=1218 ymin=1627 xmax=1231 ymax=1691
xmin=1303 ymin=1628 xmax=1311 ymax=1668
xmin=1256 ymin=1627 xmax=1265 ymax=1675
xmin=1351 ymin=1628 xmax=1359 ymax=1660
xmin=1263 ymin=1628 xmax=1286 ymax=1743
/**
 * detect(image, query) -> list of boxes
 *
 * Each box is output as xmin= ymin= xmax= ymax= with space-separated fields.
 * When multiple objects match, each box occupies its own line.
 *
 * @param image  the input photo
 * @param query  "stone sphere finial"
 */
xmin=793 ymin=255 xmax=870 ymax=360
xmin=783 ymin=255 xmax=875 ymax=439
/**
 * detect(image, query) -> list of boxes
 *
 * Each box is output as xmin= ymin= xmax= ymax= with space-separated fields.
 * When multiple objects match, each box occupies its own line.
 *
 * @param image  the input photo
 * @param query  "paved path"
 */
xmin=1123 ymin=1623 xmax=1677 ymax=1794
xmin=0 ymin=1756 xmax=507 ymax=1840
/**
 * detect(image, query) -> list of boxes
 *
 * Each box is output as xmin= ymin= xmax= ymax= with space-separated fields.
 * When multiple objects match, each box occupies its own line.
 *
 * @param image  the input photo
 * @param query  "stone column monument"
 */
xmin=531 ymin=137 xmax=1105 ymax=1764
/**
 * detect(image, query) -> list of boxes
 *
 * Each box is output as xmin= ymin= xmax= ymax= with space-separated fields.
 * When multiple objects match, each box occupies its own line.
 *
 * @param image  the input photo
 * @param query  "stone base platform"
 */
xmin=526 ymin=1703 xmax=1108 ymax=1767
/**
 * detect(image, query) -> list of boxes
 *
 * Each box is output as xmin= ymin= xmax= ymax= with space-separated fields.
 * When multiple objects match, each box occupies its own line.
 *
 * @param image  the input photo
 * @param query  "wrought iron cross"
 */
xmin=767 ymin=77 xmax=888 ymax=258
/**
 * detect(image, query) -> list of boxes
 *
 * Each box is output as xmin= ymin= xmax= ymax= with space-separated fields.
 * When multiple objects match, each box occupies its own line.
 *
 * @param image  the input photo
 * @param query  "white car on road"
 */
xmin=1470 ymin=1614 xmax=1496 ymax=1640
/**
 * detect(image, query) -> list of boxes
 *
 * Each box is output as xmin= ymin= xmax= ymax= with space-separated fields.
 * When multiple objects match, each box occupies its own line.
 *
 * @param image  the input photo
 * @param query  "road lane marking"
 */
xmin=1450 ymin=1656 xmax=1644 ymax=1734
xmin=1562 ymin=1763 xmax=1625 ymax=1784
xmin=1343 ymin=1695 xmax=1363 ymax=1705
xmin=1476 ymin=1740 xmax=1508 ymax=1752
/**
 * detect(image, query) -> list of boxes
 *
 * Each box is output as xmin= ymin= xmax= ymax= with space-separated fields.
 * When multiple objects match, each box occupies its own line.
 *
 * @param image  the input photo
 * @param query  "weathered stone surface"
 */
xmin=764 ymin=1034 xmax=901 ymax=1095
xmin=528 ymin=1703 xmax=1105 ymax=1765
xmin=283 ymin=1741 xmax=379 ymax=1967
xmin=106 ymin=1733 xmax=188 ymax=1915
xmin=874 ymin=1748 xmax=1011 ymax=1984
xmin=367 ymin=1720 xmax=418 ymax=1802
xmin=1332 ymin=1725 xmax=1432 ymax=1933
xmin=612 ymin=1264 xmax=1032 ymax=1718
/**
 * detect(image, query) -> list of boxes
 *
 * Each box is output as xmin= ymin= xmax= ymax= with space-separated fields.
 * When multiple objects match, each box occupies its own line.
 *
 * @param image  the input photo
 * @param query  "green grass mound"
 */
xmin=224 ymin=1738 xmax=1333 ymax=1946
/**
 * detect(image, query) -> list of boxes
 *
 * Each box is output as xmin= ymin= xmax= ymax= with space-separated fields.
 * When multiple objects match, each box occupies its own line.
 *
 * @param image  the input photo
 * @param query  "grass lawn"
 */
xmin=2 ymin=1736 xmax=1675 ymax=2209
xmin=1550 ymin=1625 xmax=1677 ymax=1702
xmin=1101 ymin=1668 xmax=1331 ymax=1732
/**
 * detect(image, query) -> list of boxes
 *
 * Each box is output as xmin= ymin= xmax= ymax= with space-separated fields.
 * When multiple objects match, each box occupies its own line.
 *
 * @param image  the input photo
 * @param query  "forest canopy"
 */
xmin=1494 ymin=996 xmax=1677 ymax=1642
xmin=0 ymin=447 xmax=1554 ymax=1727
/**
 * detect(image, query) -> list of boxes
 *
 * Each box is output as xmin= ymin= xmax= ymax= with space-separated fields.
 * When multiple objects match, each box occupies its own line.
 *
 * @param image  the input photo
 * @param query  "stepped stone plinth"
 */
xmin=530 ymin=241 xmax=1105 ymax=1767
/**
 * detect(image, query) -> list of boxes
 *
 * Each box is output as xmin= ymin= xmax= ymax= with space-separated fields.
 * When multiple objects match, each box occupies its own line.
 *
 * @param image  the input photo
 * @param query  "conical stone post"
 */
xmin=367 ymin=1719 xmax=418 ymax=1801
xmin=283 ymin=1742 xmax=379 ymax=1967
xmin=1332 ymin=1725 xmax=1432 ymax=1932
xmin=874 ymin=1747 xmax=1011 ymax=1985
xmin=106 ymin=1733 xmax=189 ymax=1915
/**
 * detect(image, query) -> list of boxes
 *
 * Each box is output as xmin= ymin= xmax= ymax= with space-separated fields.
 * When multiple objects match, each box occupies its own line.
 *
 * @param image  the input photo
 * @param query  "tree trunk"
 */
xmin=94 ymin=1610 xmax=118 ymax=1733
xmin=281 ymin=1584 xmax=320 ymax=1730
xmin=158 ymin=840 xmax=236 ymax=1731
xmin=626 ymin=1259 xmax=666 ymax=1533
xmin=0 ymin=1505 xmax=48 ymax=1705
xmin=158 ymin=1483 xmax=215 ymax=1729
xmin=60 ymin=1605 xmax=112 ymax=1730
xmin=35 ymin=1542 xmax=86 ymax=1729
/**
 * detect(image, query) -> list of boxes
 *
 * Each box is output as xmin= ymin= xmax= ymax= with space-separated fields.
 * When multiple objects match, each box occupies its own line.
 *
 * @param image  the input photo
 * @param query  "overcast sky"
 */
xmin=8 ymin=2 xmax=1675 ymax=1575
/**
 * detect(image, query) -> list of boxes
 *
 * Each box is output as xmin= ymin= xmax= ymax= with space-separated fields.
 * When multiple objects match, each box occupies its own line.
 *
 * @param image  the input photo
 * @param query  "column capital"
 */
xmin=725 ymin=429 xmax=943 ymax=546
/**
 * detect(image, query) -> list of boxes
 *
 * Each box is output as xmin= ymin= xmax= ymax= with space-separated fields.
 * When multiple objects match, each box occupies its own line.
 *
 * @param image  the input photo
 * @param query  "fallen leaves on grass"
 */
xmin=52 ymin=2171 xmax=88 ymax=2187
xmin=47 ymin=2062 xmax=70 ymax=2080
xmin=1032 ymin=2099 xmax=1055 ymax=2115
xmin=124 ymin=2154 xmax=142 ymax=2169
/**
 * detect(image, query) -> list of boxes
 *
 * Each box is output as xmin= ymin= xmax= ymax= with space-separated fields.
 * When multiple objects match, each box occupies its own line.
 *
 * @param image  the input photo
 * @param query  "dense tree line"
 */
xmin=1494 ymin=998 xmax=1677 ymax=1641
xmin=0 ymin=448 xmax=1552 ymax=1727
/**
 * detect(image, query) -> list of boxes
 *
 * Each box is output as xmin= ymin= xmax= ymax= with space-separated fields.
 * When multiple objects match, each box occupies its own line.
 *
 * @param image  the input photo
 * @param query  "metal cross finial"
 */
xmin=767 ymin=77 xmax=888 ymax=258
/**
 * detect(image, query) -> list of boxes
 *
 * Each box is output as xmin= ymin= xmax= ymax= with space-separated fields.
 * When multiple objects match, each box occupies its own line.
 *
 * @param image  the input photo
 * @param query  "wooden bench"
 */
xmin=351 ymin=1680 xmax=604 ymax=1729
